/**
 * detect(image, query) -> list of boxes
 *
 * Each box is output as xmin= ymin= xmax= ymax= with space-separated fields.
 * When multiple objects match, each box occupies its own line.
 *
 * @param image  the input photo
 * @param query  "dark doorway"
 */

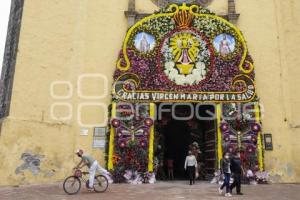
xmin=154 ymin=103 xmax=217 ymax=180
xmin=164 ymin=118 xmax=191 ymax=179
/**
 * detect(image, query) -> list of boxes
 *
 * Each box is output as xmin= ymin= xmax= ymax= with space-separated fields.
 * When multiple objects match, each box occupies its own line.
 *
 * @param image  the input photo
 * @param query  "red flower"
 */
xmin=111 ymin=119 xmax=120 ymax=128
xmin=144 ymin=118 xmax=154 ymax=127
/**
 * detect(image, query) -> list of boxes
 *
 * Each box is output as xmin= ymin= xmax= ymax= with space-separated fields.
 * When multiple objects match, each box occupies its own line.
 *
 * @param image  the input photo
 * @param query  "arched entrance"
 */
xmin=107 ymin=3 xmax=264 ymax=183
xmin=154 ymin=103 xmax=217 ymax=180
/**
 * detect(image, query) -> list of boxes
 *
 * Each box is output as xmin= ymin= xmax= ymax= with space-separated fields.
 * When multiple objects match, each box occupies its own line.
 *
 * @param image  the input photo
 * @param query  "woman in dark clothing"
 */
xmin=219 ymin=152 xmax=232 ymax=197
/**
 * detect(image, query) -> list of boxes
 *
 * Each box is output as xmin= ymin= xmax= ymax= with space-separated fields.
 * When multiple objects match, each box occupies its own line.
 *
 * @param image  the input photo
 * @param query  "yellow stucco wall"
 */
xmin=0 ymin=0 xmax=299 ymax=185
xmin=0 ymin=0 xmax=128 ymax=186
xmin=236 ymin=0 xmax=300 ymax=183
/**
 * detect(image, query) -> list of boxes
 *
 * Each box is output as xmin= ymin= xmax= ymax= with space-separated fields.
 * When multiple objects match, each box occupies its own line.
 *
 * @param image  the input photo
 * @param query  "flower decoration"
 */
xmin=143 ymin=130 xmax=149 ymax=136
xmin=110 ymin=104 xmax=151 ymax=183
xmin=124 ymin=80 xmax=136 ymax=91
xmin=251 ymin=135 xmax=258 ymax=143
xmin=111 ymin=119 xmax=121 ymax=128
xmin=144 ymin=118 xmax=154 ymax=127
xmin=109 ymin=3 xmax=262 ymax=183
xmin=251 ymin=123 xmax=261 ymax=133
xmin=117 ymin=132 xmax=122 ymax=138
xmin=246 ymin=145 xmax=256 ymax=153
xmin=220 ymin=122 xmax=229 ymax=132
xmin=227 ymin=145 xmax=236 ymax=153
xmin=223 ymin=134 xmax=230 ymax=142
xmin=255 ymin=171 xmax=269 ymax=184
xmin=120 ymin=142 xmax=126 ymax=148
xmin=114 ymin=4 xmax=255 ymax=93
xmin=140 ymin=140 xmax=147 ymax=148
xmin=160 ymin=30 xmax=213 ymax=86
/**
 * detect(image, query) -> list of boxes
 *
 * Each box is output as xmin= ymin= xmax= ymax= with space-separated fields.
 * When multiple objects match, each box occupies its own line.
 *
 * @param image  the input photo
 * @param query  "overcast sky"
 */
xmin=0 ymin=0 xmax=12 ymax=78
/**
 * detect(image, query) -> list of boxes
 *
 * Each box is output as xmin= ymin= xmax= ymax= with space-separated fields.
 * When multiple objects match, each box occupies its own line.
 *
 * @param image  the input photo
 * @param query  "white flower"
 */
xmin=187 ymin=75 xmax=196 ymax=85
xmin=165 ymin=61 xmax=175 ymax=70
xmin=169 ymin=69 xmax=177 ymax=79
xmin=163 ymin=63 xmax=208 ymax=86
xmin=196 ymin=62 xmax=206 ymax=70
xmin=186 ymin=74 xmax=193 ymax=81
xmin=201 ymin=68 xmax=207 ymax=76
xmin=175 ymin=77 xmax=183 ymax=85
xmin=193 ymin=68 xmax=201 ymax=74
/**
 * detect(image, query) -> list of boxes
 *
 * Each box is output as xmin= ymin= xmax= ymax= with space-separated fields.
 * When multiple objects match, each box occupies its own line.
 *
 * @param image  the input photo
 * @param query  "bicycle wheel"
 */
xmin=93 ymin=175 xmax=109 ymax=193
xmin=63 ymin=176 xmax=81 ymax=195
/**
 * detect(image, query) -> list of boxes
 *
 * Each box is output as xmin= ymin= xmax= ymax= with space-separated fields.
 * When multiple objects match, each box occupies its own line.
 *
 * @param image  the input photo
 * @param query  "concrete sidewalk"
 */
xmin=0 ymin=181 xmax=299 ymax=200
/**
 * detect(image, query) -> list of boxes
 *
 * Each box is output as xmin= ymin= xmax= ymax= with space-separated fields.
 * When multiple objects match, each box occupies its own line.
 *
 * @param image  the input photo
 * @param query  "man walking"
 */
xmin=230 ymin=152 xmax=244 ymax=195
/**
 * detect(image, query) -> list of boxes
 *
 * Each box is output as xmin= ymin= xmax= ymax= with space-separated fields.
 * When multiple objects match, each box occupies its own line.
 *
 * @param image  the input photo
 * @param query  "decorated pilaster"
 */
xmin=148 ymin=103 xmax=155 ymax=172
xmin=108 ymin=102 xmax=117 ymax=170
xmin=255 ymin=103 xmax=264 ymax=171
xmin=216 ymin=104 xmax=223 ymax=169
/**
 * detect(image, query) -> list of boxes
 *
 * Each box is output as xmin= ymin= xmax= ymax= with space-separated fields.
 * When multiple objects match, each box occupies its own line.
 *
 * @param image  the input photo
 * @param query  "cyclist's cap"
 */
xmin=75 ymin=149 xmax=83 ymax=154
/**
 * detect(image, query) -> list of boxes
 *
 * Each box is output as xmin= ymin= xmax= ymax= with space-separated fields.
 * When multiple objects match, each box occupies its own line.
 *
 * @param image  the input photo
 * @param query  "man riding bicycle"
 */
xmin=75 ymin=149 xmax=111 ymax=191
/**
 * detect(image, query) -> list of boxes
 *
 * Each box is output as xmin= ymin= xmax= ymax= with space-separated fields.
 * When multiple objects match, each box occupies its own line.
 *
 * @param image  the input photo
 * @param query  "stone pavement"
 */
xmin=0 ymin=181 xmax=299 ymax=200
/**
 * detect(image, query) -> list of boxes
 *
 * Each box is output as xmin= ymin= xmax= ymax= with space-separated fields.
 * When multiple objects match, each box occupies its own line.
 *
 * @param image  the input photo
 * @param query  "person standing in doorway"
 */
xmin=166 ymin=158 xmax=174 ymax=180
xmin=191 ymin=142 xmax=202 ymax=179
xmin=219 ymin=152 xmax=232 ymax=197
xmin=184 ymin=151 xmax=197 ymax=185
xmin=230 ymin=152 xmax=244 ymax=195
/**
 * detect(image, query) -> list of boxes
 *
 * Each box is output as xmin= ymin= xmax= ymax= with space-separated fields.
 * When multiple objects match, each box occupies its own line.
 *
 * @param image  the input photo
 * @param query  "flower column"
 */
xmin=255 ymin=103 xmax=264 ymax=171
xmin=108 ymin=102 xmax=117 ymax=170
xmin=148 ymin=103 xmax=155 ymax=172
xmin=216 ymin=103 xmax=223 ymax=169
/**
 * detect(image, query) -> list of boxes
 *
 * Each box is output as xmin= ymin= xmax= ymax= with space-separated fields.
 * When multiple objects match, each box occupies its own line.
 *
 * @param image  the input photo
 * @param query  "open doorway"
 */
xmin=154 ymin=103 xmax=217 ymax=181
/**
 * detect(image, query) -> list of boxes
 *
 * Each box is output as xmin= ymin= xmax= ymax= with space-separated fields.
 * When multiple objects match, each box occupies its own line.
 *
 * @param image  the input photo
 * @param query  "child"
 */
xmin=166 ymin=158 xmax=174 ymax=180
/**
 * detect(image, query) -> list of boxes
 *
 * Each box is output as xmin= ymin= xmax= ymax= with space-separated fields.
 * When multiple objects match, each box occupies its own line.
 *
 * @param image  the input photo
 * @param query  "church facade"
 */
xmin=0 ymin=0 xmax=300 ymax=185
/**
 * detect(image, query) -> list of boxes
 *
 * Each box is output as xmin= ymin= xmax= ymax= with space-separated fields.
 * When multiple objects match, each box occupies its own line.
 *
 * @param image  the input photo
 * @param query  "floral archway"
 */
xmin=106 ymin=3 xmax=264 ymax=183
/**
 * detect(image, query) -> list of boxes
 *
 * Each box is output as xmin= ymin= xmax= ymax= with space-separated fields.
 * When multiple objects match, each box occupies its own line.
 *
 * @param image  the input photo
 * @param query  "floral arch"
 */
xmin=107 ymin=3 xmax=264 ymax=183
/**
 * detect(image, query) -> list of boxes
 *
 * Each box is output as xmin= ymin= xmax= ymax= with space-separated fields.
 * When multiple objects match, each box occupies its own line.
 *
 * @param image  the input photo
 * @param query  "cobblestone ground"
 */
xmin=0 ymin=181 xmax=299 ymax=200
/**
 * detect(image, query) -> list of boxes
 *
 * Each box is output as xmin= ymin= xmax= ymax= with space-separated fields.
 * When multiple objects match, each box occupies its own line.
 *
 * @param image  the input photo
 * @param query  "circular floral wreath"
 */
xmin=160 ymin=30 xmax=212 ymax=86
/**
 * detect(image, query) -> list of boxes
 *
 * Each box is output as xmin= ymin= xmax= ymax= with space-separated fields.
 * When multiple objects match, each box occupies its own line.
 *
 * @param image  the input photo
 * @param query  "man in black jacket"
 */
xmin=230 ymin=152 xmax=244 ymax=195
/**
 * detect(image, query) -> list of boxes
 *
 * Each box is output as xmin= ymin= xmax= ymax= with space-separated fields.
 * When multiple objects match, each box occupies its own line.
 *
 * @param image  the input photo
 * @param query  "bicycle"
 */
xmin=63 ymin=169 xmax=109 ymax=195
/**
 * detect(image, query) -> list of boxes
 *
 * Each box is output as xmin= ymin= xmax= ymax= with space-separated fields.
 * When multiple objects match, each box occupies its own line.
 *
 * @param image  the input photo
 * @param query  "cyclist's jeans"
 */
xmin=89 ymin=161 xmax=109 ymax=188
